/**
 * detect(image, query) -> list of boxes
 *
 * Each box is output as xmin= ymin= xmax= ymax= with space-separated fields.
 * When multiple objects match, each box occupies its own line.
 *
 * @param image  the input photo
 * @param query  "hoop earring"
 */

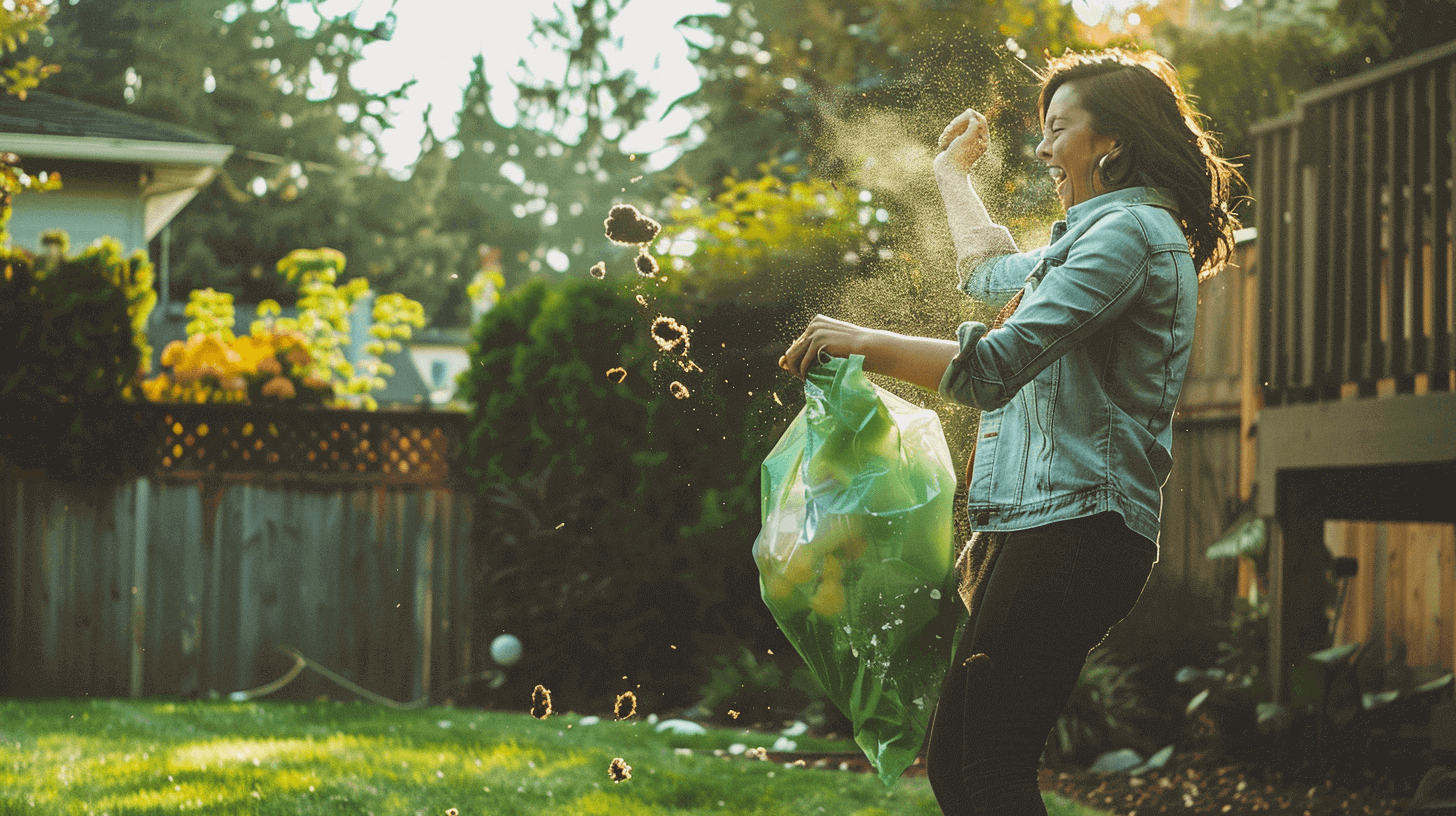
xmin=1097 ymin=152 xmax=1128 ymax=189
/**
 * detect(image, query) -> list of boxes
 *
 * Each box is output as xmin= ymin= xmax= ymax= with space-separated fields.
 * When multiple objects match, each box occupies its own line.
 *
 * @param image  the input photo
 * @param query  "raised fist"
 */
xmin=934 ymin=108 xmax=990 ymax=174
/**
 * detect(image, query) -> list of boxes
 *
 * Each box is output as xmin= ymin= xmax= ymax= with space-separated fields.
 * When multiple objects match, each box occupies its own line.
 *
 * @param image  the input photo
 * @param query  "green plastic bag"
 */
xmin=755 ymin=354 xmax=962 ymax=785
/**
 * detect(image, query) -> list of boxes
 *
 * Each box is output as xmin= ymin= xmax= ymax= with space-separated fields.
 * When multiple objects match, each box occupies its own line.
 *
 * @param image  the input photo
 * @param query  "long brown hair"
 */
xmin=1038 ymin=48 xmax=1242 ymax=280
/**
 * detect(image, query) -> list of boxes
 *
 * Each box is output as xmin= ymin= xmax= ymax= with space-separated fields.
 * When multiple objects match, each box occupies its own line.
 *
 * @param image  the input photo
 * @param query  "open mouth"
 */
xmin=1048 ymin=166 xmax=1067 ymax=195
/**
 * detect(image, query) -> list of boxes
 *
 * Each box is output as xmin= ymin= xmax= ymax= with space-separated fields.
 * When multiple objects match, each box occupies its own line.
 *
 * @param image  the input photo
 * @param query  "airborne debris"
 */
xmin=669 ymin=382 xmax=690 ymax=400
xmin=604 ymin=204 xmax=661 ymax=245
xmin=745 ymin=746 xmax=768 ymax=761
xmin=614 ymin=691 xmax=638 ymax=720
xmin=772 ymin=392 xmax=784 ymax=406
xmin=635 ymin=251 xmax=659 ymax=278
xmin=635 ymin=294 xmax=649 ymax=307
xmin=608 ymin=757 xmax=632 ymax=783
xmin=650 ymin=316 xmax=690 ymax=355
xmin=606 ymin=367 xmax=628 ymax=384
xmin=590 ymin=262 xmax=606 ymax=279
xmin=531 ymin=684 xmax=553 ymax=719
xmin=676 ymin=358 xmax=703 ymax=373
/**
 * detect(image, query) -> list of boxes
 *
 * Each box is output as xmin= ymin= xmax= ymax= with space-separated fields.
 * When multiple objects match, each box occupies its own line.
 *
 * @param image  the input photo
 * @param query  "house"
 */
xmin=409 ymin=327 xmax=473 ymax=410
xmin=1246 ymin=39 xmax=1456 ymax=702
xmin=0 ymin=90 xmax=231 ymax=252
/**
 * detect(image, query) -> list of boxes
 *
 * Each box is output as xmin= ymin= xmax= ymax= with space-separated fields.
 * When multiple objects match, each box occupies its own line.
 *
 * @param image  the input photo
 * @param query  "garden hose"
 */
xmin=225 ymin=644 xmax=505 ymax=707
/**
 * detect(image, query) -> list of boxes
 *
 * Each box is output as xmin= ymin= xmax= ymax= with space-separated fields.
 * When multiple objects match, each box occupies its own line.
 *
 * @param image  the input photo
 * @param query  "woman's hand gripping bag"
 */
xmin=755 ymin=354 xmax=962 ymax=785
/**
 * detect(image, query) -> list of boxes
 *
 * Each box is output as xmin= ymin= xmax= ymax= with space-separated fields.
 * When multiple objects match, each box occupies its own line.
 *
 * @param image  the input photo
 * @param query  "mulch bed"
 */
xmin=1035 ymin=751 xmax=1418 ymax=815
xmin=764 ymin=749 xmax=1421 ymax=814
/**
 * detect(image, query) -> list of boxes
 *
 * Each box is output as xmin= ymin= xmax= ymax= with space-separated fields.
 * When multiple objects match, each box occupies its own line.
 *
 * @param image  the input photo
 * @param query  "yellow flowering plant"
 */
xmin=140 ymin=248 xmax=425 ymax=409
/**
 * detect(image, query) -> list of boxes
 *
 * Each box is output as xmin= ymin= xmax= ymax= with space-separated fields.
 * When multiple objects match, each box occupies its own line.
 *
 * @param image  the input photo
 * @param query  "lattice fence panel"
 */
xmin=148 ymin=405 xmax=465 ymax=484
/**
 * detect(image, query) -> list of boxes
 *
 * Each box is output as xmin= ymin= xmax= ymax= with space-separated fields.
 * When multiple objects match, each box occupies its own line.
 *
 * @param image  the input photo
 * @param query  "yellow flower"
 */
xmin=261 ymin=376 xmax=296 ymax=399
xmin=160 ymin=340 xmax=186 ymax=369
xmin=228 ymin=335 xmax=275 ymax=375
xmin=140 ymin=375 xmax=170 ymax=402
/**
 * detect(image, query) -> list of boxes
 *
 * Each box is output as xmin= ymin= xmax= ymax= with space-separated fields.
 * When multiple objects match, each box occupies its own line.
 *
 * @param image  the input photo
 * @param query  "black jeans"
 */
xmin=924 ymin=512 xmax=1156 ymax=815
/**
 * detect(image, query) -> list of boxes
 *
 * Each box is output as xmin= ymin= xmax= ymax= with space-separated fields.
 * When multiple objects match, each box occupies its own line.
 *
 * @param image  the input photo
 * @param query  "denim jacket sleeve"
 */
xmin=939 ymin=207 xmax=1153 ymax=411
xmin=958 ymin=245 xmax=1045 ymax=311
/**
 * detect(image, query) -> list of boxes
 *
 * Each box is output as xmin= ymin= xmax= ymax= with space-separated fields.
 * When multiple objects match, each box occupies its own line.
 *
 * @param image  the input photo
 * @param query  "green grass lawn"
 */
xmin=0 ymin=698 xmax=1108 ymax=815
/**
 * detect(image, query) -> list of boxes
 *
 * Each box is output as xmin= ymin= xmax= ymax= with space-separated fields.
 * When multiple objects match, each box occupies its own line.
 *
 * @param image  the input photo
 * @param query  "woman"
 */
xmin=779 ymin=48 xmax=1240 ymax=814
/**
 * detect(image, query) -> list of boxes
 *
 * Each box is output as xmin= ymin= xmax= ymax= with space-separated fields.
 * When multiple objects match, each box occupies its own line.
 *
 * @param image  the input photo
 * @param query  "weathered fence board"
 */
xmin=1 ymin=405 xmax=476 ymax=702
xmin=1161 ymin=420 xmax=1241 ymax=604
xmin=1327 ymin=519 xmax=1456 ymax=679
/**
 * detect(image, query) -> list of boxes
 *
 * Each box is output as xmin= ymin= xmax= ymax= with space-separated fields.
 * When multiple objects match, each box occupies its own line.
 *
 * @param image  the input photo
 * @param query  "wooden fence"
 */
xmin=0 ymin=404 xmax=474 ymax=702
xmin=1252 ymin=39 xmax=1456 ymax=406
xmin=1327 ymin=520 xmax=1456 ymax=682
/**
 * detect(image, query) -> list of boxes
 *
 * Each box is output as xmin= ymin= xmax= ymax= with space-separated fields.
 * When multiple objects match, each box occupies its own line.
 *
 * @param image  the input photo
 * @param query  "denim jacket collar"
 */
xmin=1037 ymin=187 xmax=1180 ymax=274
xmin=1064 ymin=186 xmax=1179 ymax=230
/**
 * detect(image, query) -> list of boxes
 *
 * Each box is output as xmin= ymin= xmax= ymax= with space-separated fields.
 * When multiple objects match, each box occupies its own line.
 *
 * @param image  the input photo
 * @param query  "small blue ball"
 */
xmin=490 ymin=634 xmax=523 ymax=666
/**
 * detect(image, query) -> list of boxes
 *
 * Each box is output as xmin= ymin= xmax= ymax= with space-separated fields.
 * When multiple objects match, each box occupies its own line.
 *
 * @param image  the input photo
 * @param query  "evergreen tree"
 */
xmin=441 ymin=55 xmax=548 ymax=292
xmin=25 ymin=0 xmax=450 ymax=310
xmin=671 ymin=0 xmax=1079 ymax=199
xmin=480 ymin=0 xmax=662 ymax=285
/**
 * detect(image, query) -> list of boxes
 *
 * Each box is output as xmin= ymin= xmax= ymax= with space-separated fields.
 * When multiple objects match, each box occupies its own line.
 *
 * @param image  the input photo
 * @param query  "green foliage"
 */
xmin=694 ymin=642 xmax=833 ymax=727
xmin=0 ymin=154 xmax=61 ymax=248
xmin=666 ymin=164 xmax=870 ymax=304
xmin=0 ymin=235 xmax=157 ymax=480
xmin=0 ymin=0 xmax=57 ymax=101
xmin=1047 ymin=650 xmax=1169 ymax=769
xmin=183 ymin=286 xmax=236 ymax=339
xmin=462 ymin=276 xmax=741 ymax=707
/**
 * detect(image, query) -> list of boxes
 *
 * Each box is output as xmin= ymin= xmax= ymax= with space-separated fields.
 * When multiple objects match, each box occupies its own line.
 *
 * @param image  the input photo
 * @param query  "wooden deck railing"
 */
xmin=1252 ymin=40 xmax=1456 ymax=406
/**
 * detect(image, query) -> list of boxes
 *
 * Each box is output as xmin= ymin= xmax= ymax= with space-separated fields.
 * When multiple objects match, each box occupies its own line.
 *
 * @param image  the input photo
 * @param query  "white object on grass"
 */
xmin=655 ymin=719 xmax=708 ymax=735
xmin=489 ymin=634 xmax=523 ymax=666
xmin=772 ymin=736 xmax=797 ymax=751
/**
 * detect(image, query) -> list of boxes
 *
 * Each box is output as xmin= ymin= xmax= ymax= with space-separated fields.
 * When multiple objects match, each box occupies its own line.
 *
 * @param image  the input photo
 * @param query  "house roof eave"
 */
xmin=2 ymin=132 xmax=234 ymax=167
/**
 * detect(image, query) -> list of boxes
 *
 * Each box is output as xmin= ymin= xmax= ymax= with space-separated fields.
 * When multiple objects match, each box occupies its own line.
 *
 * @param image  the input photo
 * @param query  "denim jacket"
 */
xmin=937 ymin=186 xmax=1197 ymax=549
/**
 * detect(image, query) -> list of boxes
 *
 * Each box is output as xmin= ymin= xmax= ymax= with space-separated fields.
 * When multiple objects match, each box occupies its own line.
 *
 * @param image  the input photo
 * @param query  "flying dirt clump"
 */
xmin=650 ymin=316 xmax=690 ymax=355
xmin=635 ymin=250 xmax=659 ymax=278
xmin=614 ymin=690 xmax=638 ymax=720
xmin=604 ymin=204 xmax=661 ymax=246
xmin=608 ymin=757 xmax=633 ymax=783
xmin=530 ymin=684 xmax=553 ymax=719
